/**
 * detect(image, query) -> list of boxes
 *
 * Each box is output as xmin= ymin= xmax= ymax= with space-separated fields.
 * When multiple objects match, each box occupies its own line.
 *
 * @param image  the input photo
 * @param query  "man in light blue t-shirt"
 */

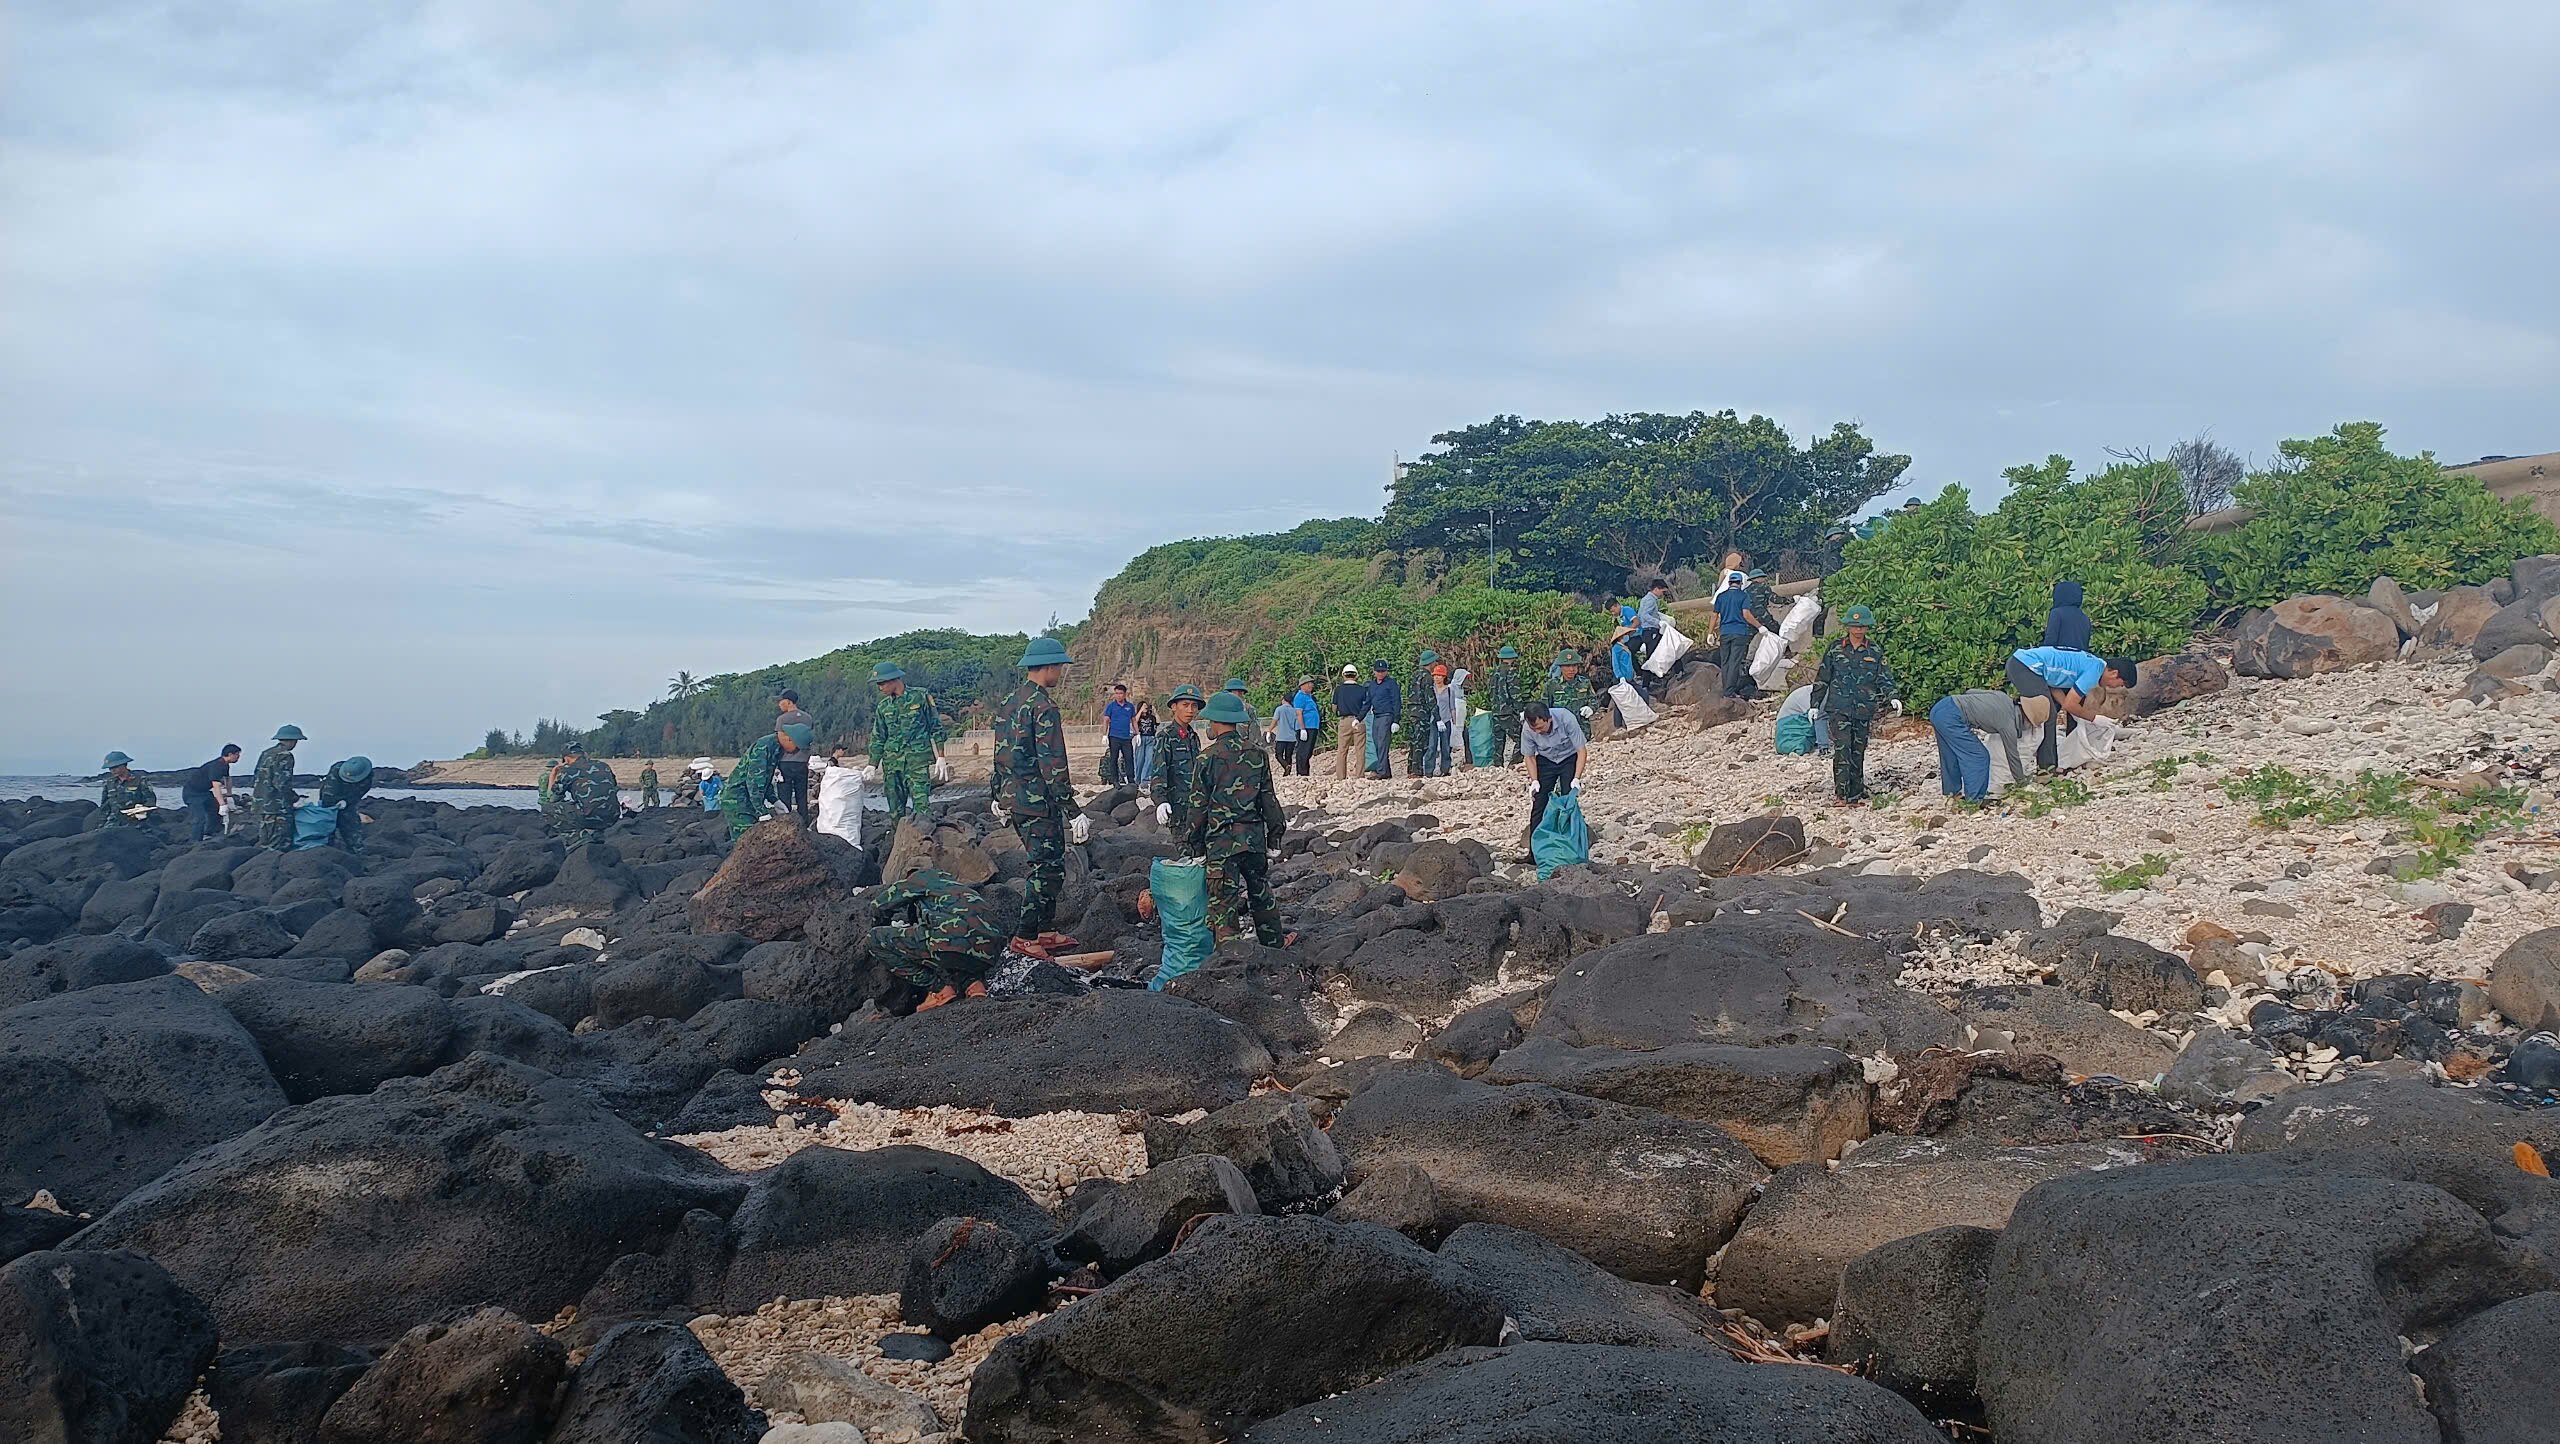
xmin=2006 ymin=646 xmax=2137 ymax=773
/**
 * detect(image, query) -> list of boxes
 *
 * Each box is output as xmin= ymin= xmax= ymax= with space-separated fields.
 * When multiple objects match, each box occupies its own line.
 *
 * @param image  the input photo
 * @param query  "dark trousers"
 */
xmin=333 ymin=807 xmax=366 ymax=855
xmin=777 ymin=758 xmax=812 ymax=823
xmin=1530 ymin=752 xmax=1580 ymax=833
xmin=1205 ymin=848 xmax=1285 ymax=946
xmin=1105 ymin=735 xmax=1134 ymax=785
xmin=1717 ymin=633 xmax=1756 ymax=696
xmin=1832 ymin=716 xmax=1873 ymax=801
xmin=1015 ymin=808 xmax=1066 ymax=939
xmin=2005 ymin=656 xmax=2063 ymax=771
xmin=185 ymin=793 xmax=220 ymax=841
xmin=1492 ymin=713 xmax=1523 ymax=766
xmin=1283 ymin=736 xmax=1314 ymax=775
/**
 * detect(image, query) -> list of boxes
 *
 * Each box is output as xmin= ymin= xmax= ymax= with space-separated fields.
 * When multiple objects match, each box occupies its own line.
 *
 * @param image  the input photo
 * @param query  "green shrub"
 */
xmin=1236 ymin=586 xmax=1606 ymax=710
xmin=2195 ymin=422 xmax=2560 ymax=611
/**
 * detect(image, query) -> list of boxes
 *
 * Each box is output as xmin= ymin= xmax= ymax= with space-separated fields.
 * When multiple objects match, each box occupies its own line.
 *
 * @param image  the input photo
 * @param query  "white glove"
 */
xmin=1391 ymin=723 xmax=1400 ymax=735
xmin=1890 ymin=699 xmax=1905 ymax=717
xmin=930 ymin=759 xmax=950 ymax=784
xmin=1070 ymin=815 xmax=1092 ymax=844
xmin=991 ymin=796 xmax=1011 ymax=823
xmin=1156 ymin=803 xmax=1172 ymax=825
xmin=1579 ymin=707 xmax=1593 ymax=720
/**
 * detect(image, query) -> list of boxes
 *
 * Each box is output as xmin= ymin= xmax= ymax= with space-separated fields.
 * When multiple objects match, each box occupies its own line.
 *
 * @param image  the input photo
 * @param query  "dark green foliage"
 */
xmin=1096 ymin=518 xmax=1384 ymax=615
xmin=1233 ymin=587 xmax=1608 ymax=713
xmin=2193 ymin=422 xmax=2560 ymax=610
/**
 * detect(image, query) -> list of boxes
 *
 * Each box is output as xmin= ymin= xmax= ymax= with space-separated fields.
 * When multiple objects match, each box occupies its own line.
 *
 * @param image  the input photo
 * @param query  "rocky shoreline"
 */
xmin=3 ymin=567 xmax=2558 ymax=1444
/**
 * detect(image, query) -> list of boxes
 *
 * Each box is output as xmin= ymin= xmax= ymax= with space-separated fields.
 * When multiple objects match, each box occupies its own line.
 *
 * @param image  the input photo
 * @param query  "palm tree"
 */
xmin=667 ymin=671 xmax=702 ymax=700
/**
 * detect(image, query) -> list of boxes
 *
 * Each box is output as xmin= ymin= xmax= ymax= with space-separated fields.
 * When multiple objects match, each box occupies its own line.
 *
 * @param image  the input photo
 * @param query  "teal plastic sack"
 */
xmin=291 ymin=803 xmax=339 ymax=850
xmin=1774 ymin=713 xmax=1815 ymax=755
xmin=1466 ymin=713 xmax=1497 ymax=766
xmin=1149 ymin=858 xmax=1214 ymax=989
xmin=1531 ymin=790 xmax=1590 ymax=880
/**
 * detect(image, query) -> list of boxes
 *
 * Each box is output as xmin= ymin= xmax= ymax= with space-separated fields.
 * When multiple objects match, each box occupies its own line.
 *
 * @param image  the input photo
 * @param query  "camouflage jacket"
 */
xmin=1540 ymin=670 xmax=1594 ymax=712
xmin=1402 ymin=670 xmax=1437 ymax=733
xmin=1485 ymin=665 xmax=1522 ymax=715
xmin=1151 ymin=721 xmax=1202 ymax=813
xmin=317 ymin=770 xmax=373 ymax=809
xmin=1813 ymin=638 xmax=1899 ymax=722
xmin=871 ymin=868 xmax=1006 ymax=958
xmin=252 ymin=745 xmax=298 ymax=813
xmin=992 ymin=682 xmax=1071 ymax=814
xmin=871 ymin=687 xmax=945 ymax=763
xmin=550 ymin=757 xmax=620 ymax=826
xmin=721 ymin=736 xmax=782 ymax=824
xmin=98 ymin=773 xmax=156 ymax=824
xmin=638 ymin=766 xmax=659 ymax=796
xmin=1183 ymin=729 xmax=1286 ymax=858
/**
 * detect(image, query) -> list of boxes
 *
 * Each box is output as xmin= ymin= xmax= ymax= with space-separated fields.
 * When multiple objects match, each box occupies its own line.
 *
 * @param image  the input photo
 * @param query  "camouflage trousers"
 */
xmin=880 ymin=757 xmax=933 ymax=819
xmin=255 ymin=811 xmax=293 ymax=851
xmin=868 ymin=926 xmax=992 ymax=993
xmin=1832 ymin=717 xmax=1873 ymax=802
xmin=1205 ymin=848 xmax=1284 ymax=948
xmin=1013 ymin=806 xmax=1066 ymax=938
xmin=1405 ymin=718 xmax=1430 ymax=773
xmin=1491 ymin=711 xmax=1523 ymax=767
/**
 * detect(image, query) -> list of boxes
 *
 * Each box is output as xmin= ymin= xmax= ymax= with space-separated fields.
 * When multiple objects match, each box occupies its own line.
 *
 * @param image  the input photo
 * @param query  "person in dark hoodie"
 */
xmin=2043 ymin=580 xmax=2093 ymax=651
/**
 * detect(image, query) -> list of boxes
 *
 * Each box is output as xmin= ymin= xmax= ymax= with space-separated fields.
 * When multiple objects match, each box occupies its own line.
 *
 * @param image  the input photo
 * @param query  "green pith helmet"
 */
xmin=274 ymin=725 xmax=306 ymax=741
xmin=1167 ymin=684 xmax=1205 ymax=705
xmin=560 ymin=740 xmax=584 ymax=757
xmin=1555 ymin=648 xmax=1583 ymax=667
xmin=780 ymin=722 xmax=814 ymax=748
xmin=1843 ymin=605 xmax=1877 ymax=627
xmin=1019 ymin=636 xmax=1072 ymax=669
xmin=335 ymin=756 xmax=373 ymax=784
xmin=1222 ymin=678 xmax=1248 ymax=694
xmin=103 ymin=751 xmax=133 ymax=768
xmin=871 ymin=661 xmax=905 ymax=683
xmin=1418 ymin=649 xmax=1439 ymax=666
xmin=1497 ymin=645 xmax=1520 ymax=660
xmin=1200 ymin=691 xmax=1253 ymax=726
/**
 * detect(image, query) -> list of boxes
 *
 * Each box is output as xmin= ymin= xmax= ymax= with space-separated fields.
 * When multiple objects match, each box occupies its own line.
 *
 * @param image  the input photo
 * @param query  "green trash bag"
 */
xmin=1774 ymin=713 xmax=1815 ymax=755
xmin=1148 ymin=857 xmax=1213 ymax=989
xmin=1531 ymin=789 xmax=1590 ymax=881
xmin=1466 ymin=712 xmax=1498 ymax=766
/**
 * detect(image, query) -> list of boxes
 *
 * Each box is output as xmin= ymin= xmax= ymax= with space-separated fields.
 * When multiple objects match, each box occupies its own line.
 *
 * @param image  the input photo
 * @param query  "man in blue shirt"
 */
xmin=1364 ymin=661 xmax=1401 ymax=779
xmin=1287 ymin=676 xmax=1322 ymax=778
xmin=1102 ymin=683 xmax=1137 ymax=785
xmin=2006 ymin=646 xmax=2138 ymax=773
xmin=1712 ymin=570 xmax=1777 ymax=698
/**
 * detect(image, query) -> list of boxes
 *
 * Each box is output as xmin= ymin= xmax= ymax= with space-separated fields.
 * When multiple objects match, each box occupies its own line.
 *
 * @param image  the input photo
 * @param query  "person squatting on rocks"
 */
xmin=870 ymin=661 xmax=950 ymax=820
xmin=1403 ymin=650 xmax=1439 ymax=777
xmin=1152 ymin=685 xmax=1205 ymax=836
xmin=1331 ymin=663 xmax=1369 ymax=779
xmin=1813 ymin=605 xmax=1899 ymax=805
xmin=253 ymin=725 xmax=304 ymax=850
xmin=545 ymin=742 xmax=624 ymax=848
xmin=773 ymin=690 xmax=818 ymax=826
xmin=718 ymin=723 xmax=804 ymax=841
xmin=1183 ymin=689 xmax=1291 ymax=948
xmin=98 ymin=752 xmax=156 ymax=826
xmin=315 ymin=755 xmax=374 ymax=853
xmin=1102 ymin=682 xmax=1138 ymax=785
xmin=1778 ymin=684 xmax=1831 ymax=753
xmin=1713 ymin=568 xmax=1780 ymax=698
xmin=1485 ymin=645 xmax=1524 ymax=767
xmin=1364 ymin=661 xmax=1400 ymax=779
xmin=2006 ymin=645 xmax=2137 ymax=773
xmin=992 ymin=637 xmax=1078 ymax=956
xmin=867 ymin=866 xmax=1005 ymax=1011
xmin=181 ymin=743 xmax=241 ymax=841
xmin=1518 ymin=701 xmax=1587 ymax=842
xmin=1930 ymin=689 xmax=2028 ymax=804
xmin=638 ymin=760 xmax=661 ymax=808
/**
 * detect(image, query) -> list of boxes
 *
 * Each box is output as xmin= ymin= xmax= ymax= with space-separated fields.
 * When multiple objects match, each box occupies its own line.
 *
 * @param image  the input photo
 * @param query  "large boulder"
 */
xmin=0 ymin=974 xmax=289 ymax=1213
xmin=739 ymin=940 xmax=869 ymax=1020
xmin=217 ymin=977 xmax=457 ymax=1102
xmin=0 ymin=935 xmax=169 ymax=1010
xmin=520 ymin=842 xmax=640 ymax=917
xmin=900 ymin=1216 xmax=1048 ymax=1339
xmin=1483 ymin=1036 xmax=1869 ymax=1167
xmin=1690 ymin=815 xmax=1805 ymax=877
xmin=688 ymin=821 xmax=846 ymax=942
xmin=2233 ymin=1073 xmax=2560 ymax=1163
xmin=1435 ymin=1222 xmax=1722 ymax=1350
xmin=1237 ymin=1342 xmax=1945 ymax=1444
xmin=2125 ymin=651 xmax=2232 ymax=717
xmin=2414 ymin=1291 xmax=2560 ymax=1444
xmin=189 ymin=908 xmax=300 ymax=961
xmin=2471 ymin=595 xmax=2560 ymax=662
xmin=1825 ymin=1224 xmax=1999 ymax=1401
xmin=74 ymin=1054 xmax=744 ymax=1345
xmin=1330 ymin=1064 xmax=1767 ymax=1287
xmin=206 ymin=1342 xmax=373 ymax=1444
xmin=341 ymin=875 xmax=424 ymax=950
xmin=593 ymin=951 xmax=738 ymax=1028
xmin=315 ymin=1306 xmax=567 ymax=1444
xmin=2488 ymin=926 xmax=2560 ymax=1032
xmin=963 ymin=1214 xmax=1506 ymax=1444
xmin=284 ymin=908 xmax=385 ymax=963
xmin=545 ymin=1321 xmax=764 ymax=1444
xmin=2425 ymin=583 xmax=2502 ymax=649
xmin=2050 ymin=935 xmax=2204 ymax=1014
xmin=1952 ymin=984 xmax=2178 ymax=1080
xmin=1154 ymin=1093 xmax=1344 ymax=1211
xmin=2233 ymin=595 xmax=2403 ymax=678
xmin=1057 ymin=1155 xmax=1261 ymax=1279
xmin=472 ymin=839 xmax=563 ymax=897
xmin=1975 ymin=1151 xmax=2555 ymax=1444
xmin=1714 ymin=1135 xmax=2148 ymax=1326
xmin=786 ymin=990 xmax=1274 ymax=1116
xmin=1532 ymin=925 xmax=1964 ymax=1057
xmin=711 ymin=1144 xmax=1054 ymax=1312
xmin=0 ymin=1248 xmax=219 ymax=1444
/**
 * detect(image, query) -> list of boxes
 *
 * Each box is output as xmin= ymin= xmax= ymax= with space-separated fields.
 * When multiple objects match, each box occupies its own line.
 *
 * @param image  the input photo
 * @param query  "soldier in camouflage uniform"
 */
xmin=1402 ymin=649 xmax=1439 ymax=776
xmin=868 ymin=866 xmax=1007 ymax=1009
xmin=317 ymin=756 xmax=375 ymax=854
xmin=1484 ymin=645 xmax=1524 ymax=767
xmin=639 ymin=762 xmax=661 ymax=808
xmin=1183 ymin=690 xmax=1290 ymax=948
xmin=1812 ymin=604 xmax=1899 ymax=805
xmin=98 ymin=752 xmax=156 ymax=827
xmin=253 ymin=725 xmax=304 ymax=850
xmin=1150 ymin=685 xmax=1206 ymax=834
xmin=1541 ymin=650 xmax=1595 ymax=715
xmin=991 ymin=637 xmax=1076 ymax=952
xmin=870 ymin=661 xmax=949 ymax=820
xmin=545 ymin=743 xmax=626 ymax=848
xmin=718 ymin=724 xmax=805 ymax=841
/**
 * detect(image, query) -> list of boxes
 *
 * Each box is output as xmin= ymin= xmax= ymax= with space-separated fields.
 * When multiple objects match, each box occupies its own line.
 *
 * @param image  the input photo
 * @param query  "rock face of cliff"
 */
xmin=1068 ymin=611 xmax=1265 ymax=711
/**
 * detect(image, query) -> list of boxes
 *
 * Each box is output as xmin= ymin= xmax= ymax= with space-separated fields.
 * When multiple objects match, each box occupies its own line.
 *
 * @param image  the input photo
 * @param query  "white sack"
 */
xmin=1643 ymin=617 xmax=1695 ymax=677
xmin=815 ymin=765 xmax=868 ymax=847
xmin=1608 ymin=680 xmax=1658 ymax=730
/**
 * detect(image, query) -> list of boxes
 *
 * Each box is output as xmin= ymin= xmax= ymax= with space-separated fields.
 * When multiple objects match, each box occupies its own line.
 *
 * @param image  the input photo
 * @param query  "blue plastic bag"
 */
xmin=291 ymin=803 xmax=340 ymax=850
xmin=1774 ymin=713 xmax=1815 ymax=755
xmin=1531 ymin=790 xmax=1590 ymax=880
xmin=1466 ymin=713 xmax=1497 ymax=767
xmin=1148 ymin=857 xmax=1214 ymax=989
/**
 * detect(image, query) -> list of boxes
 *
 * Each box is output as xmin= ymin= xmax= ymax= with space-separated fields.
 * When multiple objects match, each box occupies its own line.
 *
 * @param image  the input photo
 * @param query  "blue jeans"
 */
xmin=1366 ymin=722 xmax=1391 ymax=777
xmin=1813 ymin=713 xmax=1832 ymax=750
xmin=1930 ymin=696 xmax=1990 ymax=800
xmin=1421 ymin=723 xmax=1452 ymax=775
xmin=185 ymin=793 xmax=221 ymax=841
xmin=1133 ymin=736 xmax=1156 ymax=784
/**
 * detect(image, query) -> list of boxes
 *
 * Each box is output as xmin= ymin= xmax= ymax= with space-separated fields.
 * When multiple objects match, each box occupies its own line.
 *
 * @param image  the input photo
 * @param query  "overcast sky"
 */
xmin=3 ymin=1 xmax=2554 ymax=772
